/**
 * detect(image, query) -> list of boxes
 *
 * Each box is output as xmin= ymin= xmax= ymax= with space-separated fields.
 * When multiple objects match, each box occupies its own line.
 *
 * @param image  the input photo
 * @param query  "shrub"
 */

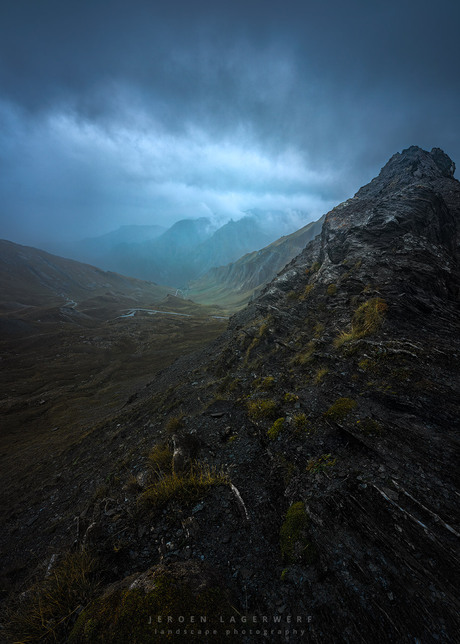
xmin=334 ymin=297 xmax=387 ymax=347
xmin=268 ymin=417 xmax=285 ymax=440
xmin=324 ymin=397 xmax=357 ymax=421
xmin=247 ymin=398 xmax=278 ymax=421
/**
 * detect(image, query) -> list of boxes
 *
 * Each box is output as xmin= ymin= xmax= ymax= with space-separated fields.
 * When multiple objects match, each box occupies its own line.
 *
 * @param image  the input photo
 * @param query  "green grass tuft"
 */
xmin=148 ymin=443 xmax=173 ymax=479
xmin=324 ymin=397 xmax=357 ymax=421
xmin=138 ymin=461 xmax=229 ymax=513
xmin=247 ymin=398 xmax=278 ymax=421
xmin=268 ymin=417 xmax=285 ymax=440
xmin=165 ymin=413 xmax=184 ymax=435
xmin=334 ymin=297 xmax=387 ymax=347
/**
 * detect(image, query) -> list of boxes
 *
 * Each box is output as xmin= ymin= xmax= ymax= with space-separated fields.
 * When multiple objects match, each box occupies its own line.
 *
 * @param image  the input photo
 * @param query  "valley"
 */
xmin=1 ymin=147 xmax=460 ymax=643
xmin=0 ymin=244 xmax=228 ymax=609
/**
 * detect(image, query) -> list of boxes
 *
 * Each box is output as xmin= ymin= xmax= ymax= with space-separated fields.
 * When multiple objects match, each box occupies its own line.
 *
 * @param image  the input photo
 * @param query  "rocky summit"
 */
xmin=3 ymin=146 xmax=460 ymax=643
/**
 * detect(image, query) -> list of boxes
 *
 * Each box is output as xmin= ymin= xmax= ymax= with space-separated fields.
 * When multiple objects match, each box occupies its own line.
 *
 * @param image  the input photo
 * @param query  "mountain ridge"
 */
xmin=3 ymin=146 xmax=460 ymax=643
xmin=60 ymin=211 xmax=313 ymax=287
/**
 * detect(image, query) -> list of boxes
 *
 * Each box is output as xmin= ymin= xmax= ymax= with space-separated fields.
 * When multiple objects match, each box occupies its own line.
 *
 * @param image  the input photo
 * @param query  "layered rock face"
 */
xmin=5 ymin=147 xmax=460 ymax=643
xmin=197 ymin=145 xmax=459 ymax=641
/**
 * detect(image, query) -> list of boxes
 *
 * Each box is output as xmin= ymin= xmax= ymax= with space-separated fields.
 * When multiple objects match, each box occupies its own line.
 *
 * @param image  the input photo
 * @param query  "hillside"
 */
xmin=2 ymin=147 xmax=460 ymax=643
xmin=0 ymin=239 xmax=172 ymax=312
xmin=188 ymin=215 xmax=324 ymax=310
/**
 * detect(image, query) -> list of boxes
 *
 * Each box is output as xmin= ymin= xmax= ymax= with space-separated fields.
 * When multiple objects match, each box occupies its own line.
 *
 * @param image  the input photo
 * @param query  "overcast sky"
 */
xmin=0 ymin=0 xmax=459 ymax=248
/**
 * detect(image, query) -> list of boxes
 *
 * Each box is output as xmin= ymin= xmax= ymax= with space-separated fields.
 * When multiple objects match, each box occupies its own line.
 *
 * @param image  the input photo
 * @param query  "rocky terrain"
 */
xmin=2 ymin=146 xmax=460 ymax=643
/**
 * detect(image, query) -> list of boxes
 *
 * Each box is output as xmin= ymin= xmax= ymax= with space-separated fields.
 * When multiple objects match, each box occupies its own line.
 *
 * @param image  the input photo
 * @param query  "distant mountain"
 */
xmin=63 ymin=224 xmax=165 ymax=265
xmin=80 ymin=224 xmax=165 ymax=250
xmin=63 ymin=213 xmax=310 ymax=287
xmin=190 ymin=216 xmax=275 ymax=272
xmin=0 ymin=239 xmax=172 ymax=315
xmin=188 ymin=215 xmax=325 ymax=309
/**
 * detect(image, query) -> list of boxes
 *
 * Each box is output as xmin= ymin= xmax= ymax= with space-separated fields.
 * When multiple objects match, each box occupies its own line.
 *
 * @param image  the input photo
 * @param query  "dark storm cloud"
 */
xmin=0 ymin=0 xmax=459 ymax=246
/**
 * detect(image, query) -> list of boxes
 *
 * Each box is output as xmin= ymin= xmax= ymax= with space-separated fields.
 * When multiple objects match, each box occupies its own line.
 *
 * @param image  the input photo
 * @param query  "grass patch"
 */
xmin=334 ymin=297 xmax=387 ymax=347
xmin=69 ymin=565 xmax=237 ymax=643
xmin=300 ymin=284 xmax=314 ymax=300
xmin=291 ymin=341 xmax=315 ymax=366
xmin=253 ymin=376 xmax=276 ymax=391
xmin=148 ymin=443 xmax=173 ymax=479
xmin=268 ymin=417 xmax=285 ymax=440
xmin=313 ymin=322 xmax=324 ymax=338
xmin=324 ymin=397 xmax=357 ymax=421
xmin=305 ymin=261 xmax=321 ymax=275
xmin=326 ymin=284 xmax=337 ymax=296
xmin=356 ymin=418 xmax=382 ymax=435
xmin=292 ymin=413 xmax=310 ymax=434
xmin=138 ymin=461 xmax=229 ymax=513
xmin=165 ymin=413 xmax=184 ymax=435
xmin=244 ymin=318 xmax=271 ymax=363
xmin=247 ymin=398 xmax=278 ymax=421
xmin=284 ymin=392 xmax=299 ymax=403
xmin=7 ymin=549 xmax=100 ymax=644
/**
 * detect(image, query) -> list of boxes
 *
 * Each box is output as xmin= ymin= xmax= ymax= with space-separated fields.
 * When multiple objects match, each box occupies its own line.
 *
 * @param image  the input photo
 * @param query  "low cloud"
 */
xmin=0 ymin=1 xmax=458 ymax=249
xmin=0 ymin=99 xmax=339 ymax=245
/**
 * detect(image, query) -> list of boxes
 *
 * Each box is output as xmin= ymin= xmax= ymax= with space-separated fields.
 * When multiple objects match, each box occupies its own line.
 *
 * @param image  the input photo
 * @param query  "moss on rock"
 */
xmin=279 ymin=502 xmax=316 ymax=565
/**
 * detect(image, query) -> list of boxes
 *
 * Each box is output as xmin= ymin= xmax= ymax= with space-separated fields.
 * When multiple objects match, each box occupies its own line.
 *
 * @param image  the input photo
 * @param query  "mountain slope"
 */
xmin=62 ymin=213 xmax=310 ymax=287
xmin=3 ymin=147 xmax=460 ymax=643
xmin=188 ymin=215 xmax=325 ymax=309
xmin=0 ymin=239 xmax=172 ymax=313
xmin=75 ymin=224 xmax=165 ymax=255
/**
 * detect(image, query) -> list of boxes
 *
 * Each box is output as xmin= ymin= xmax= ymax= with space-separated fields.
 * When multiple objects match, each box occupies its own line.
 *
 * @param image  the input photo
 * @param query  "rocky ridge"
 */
xmin=3 ymin=147 xmax=460 ymax=643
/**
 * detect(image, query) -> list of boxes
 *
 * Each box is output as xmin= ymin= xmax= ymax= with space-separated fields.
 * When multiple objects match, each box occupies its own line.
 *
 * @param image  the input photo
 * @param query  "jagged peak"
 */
xmin=356 ymin=146 xmax=456 ymax=199
xmin=384 ymin=145 xmax=455 ymax=178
